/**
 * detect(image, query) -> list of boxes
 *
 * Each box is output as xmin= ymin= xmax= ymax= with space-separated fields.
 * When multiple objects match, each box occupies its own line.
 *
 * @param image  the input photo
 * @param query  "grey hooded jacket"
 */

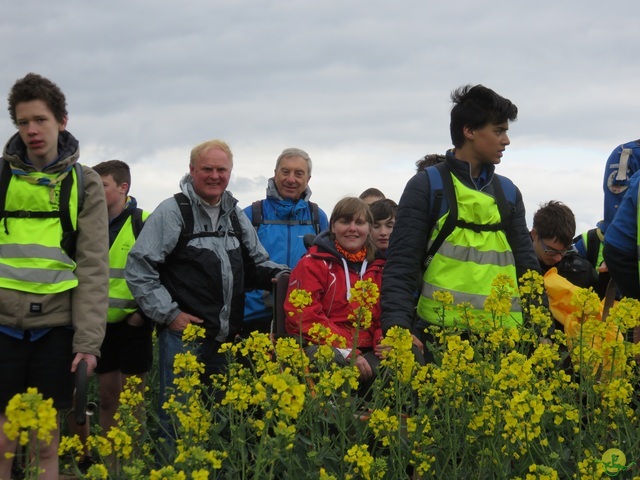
xmin=125 ymin=173 xmax=288 ymax=342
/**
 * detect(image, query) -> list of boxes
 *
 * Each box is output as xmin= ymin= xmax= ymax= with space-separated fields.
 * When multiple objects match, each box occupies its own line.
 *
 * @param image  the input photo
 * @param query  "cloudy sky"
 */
xmin=2 ymin=0 xmax=639 ymax=234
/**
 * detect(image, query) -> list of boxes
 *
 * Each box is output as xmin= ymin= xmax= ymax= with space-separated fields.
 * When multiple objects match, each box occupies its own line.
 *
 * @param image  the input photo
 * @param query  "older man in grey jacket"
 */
xmin=126 ymin=139 xmax=288 ymax=450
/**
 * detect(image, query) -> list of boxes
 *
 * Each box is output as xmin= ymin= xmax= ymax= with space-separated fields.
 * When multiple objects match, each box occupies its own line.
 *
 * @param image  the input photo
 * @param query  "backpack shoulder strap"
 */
xmin=491 ymin=173 xmax=516 ymax=225
xmin=229 ymin=208 xmax=243 ymax=239
xmin=309 ymin=201 xmax=321 ymax=233
xmin=251 ymin=200 xmax=262 ymax=229
xmin=0 ymin=159 xmax=10 ymax=216
xmin=585 ymin=228 xmax=601 ymax=267
xmin=617 ymin=148 xmax=632 ymax=182
xmin=74 ymin=163 xmax=85 ymax=211
xmin=425 ymin=165 xmax=444 ymax=241
xmin=58 ymin=165 xmax=84 ymax=258
xmin=424 ymin=162 xmax=458 ymax=268
xmin=251 ymin=198 xmax=319 ymax=230
xmin=229 ymin=207 xmax=252 ymax=267
xmin=173 ymin=194 xmax=246 ymax=253
xmin=173 ymin=193 xmax=194 ymax=250
xmin=130 ymin=207 xmax=145 ymax=239
xmin=58 ymin=168 xmax=75 ymax=236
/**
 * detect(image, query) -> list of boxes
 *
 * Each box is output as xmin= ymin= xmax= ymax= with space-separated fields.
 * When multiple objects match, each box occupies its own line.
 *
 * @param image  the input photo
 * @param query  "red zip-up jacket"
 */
xmin=284 ymin=231 xmax=384 ymax=350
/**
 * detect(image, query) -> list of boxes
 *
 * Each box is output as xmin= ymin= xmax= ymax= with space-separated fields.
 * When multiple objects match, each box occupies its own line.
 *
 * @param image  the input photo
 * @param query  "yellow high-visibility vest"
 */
xmin=0 ymin=168 xmax=80 ymax=294
xmin=417 ymin=174 xmax=522 ymax=329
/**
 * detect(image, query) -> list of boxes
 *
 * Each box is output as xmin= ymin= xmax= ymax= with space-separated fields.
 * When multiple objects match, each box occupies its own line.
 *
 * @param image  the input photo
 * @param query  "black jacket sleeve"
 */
xmin=504 ymin=186 xmax=541 ymax=280
xmin=380 ymin=172 xmax=431 ymax=333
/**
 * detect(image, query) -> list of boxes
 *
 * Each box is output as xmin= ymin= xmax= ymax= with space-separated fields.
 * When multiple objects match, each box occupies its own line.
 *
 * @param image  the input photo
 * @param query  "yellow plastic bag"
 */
xmin=543 ymin=267 xmax=623 ymax=377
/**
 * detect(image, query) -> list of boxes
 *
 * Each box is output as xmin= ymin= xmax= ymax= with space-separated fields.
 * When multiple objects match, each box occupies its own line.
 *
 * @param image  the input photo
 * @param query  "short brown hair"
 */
xmin=93 ymin=160 xmax=131 ymax=194
xmin=369 ymin=198 xmax=398 ymax=222
xmin=329 ymin=197 xmax=376 ymax=262
xmin=8 ymin=73 xmax=68 ymax=125
xmin=532 ymin=201 xmax=576 ymax=247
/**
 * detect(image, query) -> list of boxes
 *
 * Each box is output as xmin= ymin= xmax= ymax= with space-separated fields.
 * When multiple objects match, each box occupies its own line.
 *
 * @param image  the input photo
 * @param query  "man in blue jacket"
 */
xmin=603 ymin=169 xmax=640 ymax=300
xmin=242 ymin=147 xmax=329 ymax=335
xmin=602 ymin=139 xmax=640 ymax=233
xmin=574 ymin=139 xmax=640 ymax=297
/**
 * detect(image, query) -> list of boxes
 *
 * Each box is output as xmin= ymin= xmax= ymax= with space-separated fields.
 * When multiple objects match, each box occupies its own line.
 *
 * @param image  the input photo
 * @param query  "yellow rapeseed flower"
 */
xmin=58 ymin=434 xmax=84 ymax=461
xmin=87 ymin=434 xmax=113 ymax=458
xmin=3 ymin=388 xmax=57 ymax=445
xmin=368 ymin=407 xmax=400 ymax=447
xmin=380 ymin=325 xmax=418 ymax=383
xmin=274 ymin=337 xmax=311 ymax=372
xmin=107 ymin=427 xmax=133 ymax=459
xmin=85 ymin=463 xmax=109 ymax=480
xmin=182 ymin=323 xmax=206 ymax=343
xmin=149 ymin=466 xmax=188 ymax=480
xmin=308 ymin=323 xmax=347 ymax=348
xmin=344 ymin=444 xmax=375 ymax=479
xmin=525 ymin=463 xmax=559 ymax=480
xmin=483 ymin=273 xmax=515 ymax=318
xmin=432 ymin=290 xmax=454 ymax=306
xmin=350 ymin=278 xmax=380 ymax=306
xmin=518 ymin=270 xmax=545 ymax=299
xmin=191 ymin=469 xmax=209 ymax=480
xmin=608 ymin=297 xmax=640 ymax=332
xmin=289 ymin=288 xmax=313 ymax=310
xmin=319 ymin=467 xmax=338 ymax=480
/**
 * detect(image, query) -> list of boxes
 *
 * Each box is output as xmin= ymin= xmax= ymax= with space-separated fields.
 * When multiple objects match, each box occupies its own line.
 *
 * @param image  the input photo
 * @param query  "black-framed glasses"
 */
xmin=539 ymin=238 xmax=572 ymax=257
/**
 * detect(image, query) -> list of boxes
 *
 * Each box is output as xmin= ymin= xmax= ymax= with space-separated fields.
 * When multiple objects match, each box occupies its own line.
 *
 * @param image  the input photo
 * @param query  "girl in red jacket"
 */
xmin=284 ymin=197 xmax=385 ymax=391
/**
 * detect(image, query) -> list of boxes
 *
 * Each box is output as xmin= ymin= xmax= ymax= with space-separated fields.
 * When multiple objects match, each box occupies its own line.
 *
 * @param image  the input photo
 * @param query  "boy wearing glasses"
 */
xmin=531 ymin=201 xmax=598 ymax=290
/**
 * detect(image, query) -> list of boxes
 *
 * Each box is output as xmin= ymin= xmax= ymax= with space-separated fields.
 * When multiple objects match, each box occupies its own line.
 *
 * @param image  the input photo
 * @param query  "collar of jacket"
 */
xmin=3 ymin=130 xmax=80 ymax=174
xmin=265 ymin=177 xmax=312 ymax=202
xmin=445 ymin=149 xmax=496 ymax=191
xmin=309 ymin=231 xmax=385 ymax=267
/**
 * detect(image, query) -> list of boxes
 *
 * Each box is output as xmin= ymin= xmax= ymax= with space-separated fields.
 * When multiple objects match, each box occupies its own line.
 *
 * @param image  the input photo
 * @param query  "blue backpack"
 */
xmin=603 ymin=139 xmax=640 ymax=230
xmin=423 ymin=162 xmax=517 ymax=269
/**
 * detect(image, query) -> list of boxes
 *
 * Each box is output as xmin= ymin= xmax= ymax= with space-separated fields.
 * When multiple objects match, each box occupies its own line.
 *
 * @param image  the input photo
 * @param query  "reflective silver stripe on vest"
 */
xmin=109 ymin=298 xmax=138 ymax=309
xmin=0 ymin=263 xmax=77 ymax=284
xmin=421 ymin=282 xmax=522 ymax=312
xmin=435 ymin=241 xmax=515 ymax=267
xmin=0 ymin=244 xmax=74 ymax=265
xmin=110 ymin=268 xmax=125 ymax=279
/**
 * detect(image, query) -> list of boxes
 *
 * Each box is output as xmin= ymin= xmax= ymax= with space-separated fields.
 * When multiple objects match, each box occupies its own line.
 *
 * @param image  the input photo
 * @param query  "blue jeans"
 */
xmin=157 ymin=329 xmax=186 ymax=453
xmin=156 ymin=328 xmax=228 ymax=459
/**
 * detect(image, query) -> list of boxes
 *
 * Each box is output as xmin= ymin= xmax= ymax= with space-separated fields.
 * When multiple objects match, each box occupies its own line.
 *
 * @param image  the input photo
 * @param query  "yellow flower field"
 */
xmin=7 ymin=275 xmax=640 ymax=479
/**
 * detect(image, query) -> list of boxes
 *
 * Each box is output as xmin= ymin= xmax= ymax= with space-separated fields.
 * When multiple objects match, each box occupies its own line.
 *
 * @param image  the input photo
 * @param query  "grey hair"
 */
xmin=275 ymin=147 xmax=312 ymax=175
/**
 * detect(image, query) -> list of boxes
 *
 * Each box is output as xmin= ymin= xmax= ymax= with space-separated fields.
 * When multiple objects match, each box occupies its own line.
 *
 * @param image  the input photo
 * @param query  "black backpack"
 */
xmin=173 ymin=192 xmax=244 ymax=249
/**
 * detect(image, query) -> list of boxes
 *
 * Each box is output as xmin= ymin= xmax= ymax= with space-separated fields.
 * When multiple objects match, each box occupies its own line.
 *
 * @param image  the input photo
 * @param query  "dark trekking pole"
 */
xmin=74 ymin=359 xmax=89 ymax=426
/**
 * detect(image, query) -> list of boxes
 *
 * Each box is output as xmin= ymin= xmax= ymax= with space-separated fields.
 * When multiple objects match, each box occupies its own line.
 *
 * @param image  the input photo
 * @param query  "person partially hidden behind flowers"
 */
xmin=284 ymin=197 xmax=385 ymax=393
